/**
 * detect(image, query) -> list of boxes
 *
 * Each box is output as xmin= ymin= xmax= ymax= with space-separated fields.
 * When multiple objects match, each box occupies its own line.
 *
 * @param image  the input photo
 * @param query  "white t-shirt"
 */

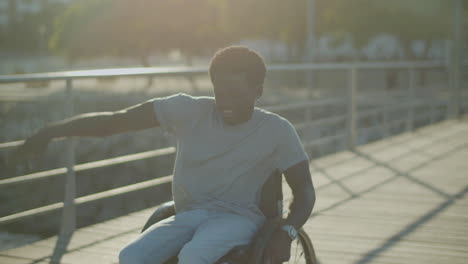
xmin=152 ymin=93 xmax=308 ymax=224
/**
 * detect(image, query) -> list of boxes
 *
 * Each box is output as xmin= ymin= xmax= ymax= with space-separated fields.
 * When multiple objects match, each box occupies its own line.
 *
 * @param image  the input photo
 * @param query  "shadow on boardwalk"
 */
xmin=304 ymin=120 xmax=468 ymax=263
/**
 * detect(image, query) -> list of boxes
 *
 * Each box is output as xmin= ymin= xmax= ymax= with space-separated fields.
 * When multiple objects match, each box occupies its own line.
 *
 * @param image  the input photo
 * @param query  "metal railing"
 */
xmin=0 ymin=61 xmax=466 ymax=246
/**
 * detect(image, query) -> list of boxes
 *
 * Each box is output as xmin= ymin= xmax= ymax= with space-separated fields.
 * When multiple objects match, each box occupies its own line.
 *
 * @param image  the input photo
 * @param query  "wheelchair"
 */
xmin=141 ymin=170 xmax=317 ymax=264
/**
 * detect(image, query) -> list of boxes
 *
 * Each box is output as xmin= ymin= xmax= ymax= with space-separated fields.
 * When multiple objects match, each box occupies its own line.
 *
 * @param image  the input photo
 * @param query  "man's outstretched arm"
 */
xmin=11 ymin=100 xmax=159 ymax=161
xmin=39 ymin=100 xmax=159 ymax=138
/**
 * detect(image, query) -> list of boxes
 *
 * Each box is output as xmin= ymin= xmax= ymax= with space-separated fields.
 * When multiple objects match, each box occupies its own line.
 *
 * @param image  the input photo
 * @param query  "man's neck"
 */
xmin=223 ymin=110 xmax=254 ymax=126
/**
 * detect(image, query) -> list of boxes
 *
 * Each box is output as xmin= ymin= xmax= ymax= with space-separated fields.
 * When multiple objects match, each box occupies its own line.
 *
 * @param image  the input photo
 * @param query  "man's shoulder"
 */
xmin=163 ymin=93 xmax=214 ymax=103
xmin=154 ymin=93 xmax=215 ymax=110
xmin=256 ymin=108 xmax=292 ymax=127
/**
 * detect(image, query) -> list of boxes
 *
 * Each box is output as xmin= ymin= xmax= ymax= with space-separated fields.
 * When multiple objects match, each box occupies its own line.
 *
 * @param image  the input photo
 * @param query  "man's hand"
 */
xmin=8 ymin=129 xmax=52 ymax=166
xmin=262 ymin=229 xmax=292 ymax=264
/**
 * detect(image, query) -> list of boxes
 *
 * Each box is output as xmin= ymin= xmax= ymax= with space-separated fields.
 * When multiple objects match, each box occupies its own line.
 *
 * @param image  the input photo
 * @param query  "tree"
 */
xmin=0 ymin=0 xmax=66 ymax=55
xmin=49 ymin=0 xmax=228 ymax=66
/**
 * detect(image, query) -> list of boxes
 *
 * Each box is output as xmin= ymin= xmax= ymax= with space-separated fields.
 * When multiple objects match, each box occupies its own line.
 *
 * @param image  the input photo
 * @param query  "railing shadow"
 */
xmin=305 ymin=123 xmax=468 ymax=264
xmin=348 ymin=142 xmax=468 ymax=264
xmin=49 ymin=233 xmax=72 ymax=264
xmin=291 ymin=126 xmax=468 ymax=214
xmin=25 ymin=227 xmax=140 ymax=264
xmin=353 ymin=186 xmax=468 ymax=264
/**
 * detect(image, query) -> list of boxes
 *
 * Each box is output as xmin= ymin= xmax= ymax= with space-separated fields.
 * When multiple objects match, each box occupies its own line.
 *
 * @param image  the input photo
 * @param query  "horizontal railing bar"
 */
xmin=0 ymin=66 xmax=207 ymax=83
xmin=0 ymin=175 xmax=173 ymax=225
xmin=0 ymin=140 xmax=24 ymax=149
xmin=0 ymin=167 xmax=68 ymax=187
xmin=357 ymin=102 xmax=411 ymax=118
xmin=386 ymin=118 xmax=411 ymax=127
xmin=75 ymin=175 xmax=173 ymax=205
xmin=303 ymin=133 xmax=345 ymax=148
xmin=74 ymin=147 xmax=175 ymax=171
xmin=0 ymin=202 xmax=63 ymax=226
xmin=268 ymin=61 xmax=444 ymax=71
xmin=0 ymin=61 xmax=446 ymax=83
xmin=413 ymin=111 xmax=436 ymax=121
xmin=356 ymin=99 xmax=443 ymax=119
xmin=359 ymin=117 xmax=408 ymax=132
xmin=295 ymin=115 xmax=346 ymax=131
xmin=265 ymin=97 xmax=346 ymax=112
xmin=0 ymin=147 xmax=175 ymax=187
xmin=0 ymin=137 xmax=66 ymax=151
xmin=359 ymin=111 xmax=439 ymax=132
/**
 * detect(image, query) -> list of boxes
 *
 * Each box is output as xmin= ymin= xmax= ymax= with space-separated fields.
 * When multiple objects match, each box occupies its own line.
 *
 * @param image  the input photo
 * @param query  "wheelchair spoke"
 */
xmin=288 ymin=238 xmax=307 ymax=264
xmin=294 ymin=239 xmax=300 ymax=263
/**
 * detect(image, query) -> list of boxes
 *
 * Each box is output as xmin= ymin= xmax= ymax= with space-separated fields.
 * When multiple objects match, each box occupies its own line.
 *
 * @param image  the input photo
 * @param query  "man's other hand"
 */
xmin=263 ymin=229 xmax=292 ymax=264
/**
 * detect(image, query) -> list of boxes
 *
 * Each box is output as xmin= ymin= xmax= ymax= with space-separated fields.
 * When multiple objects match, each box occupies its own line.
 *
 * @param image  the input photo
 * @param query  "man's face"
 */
xmin=212 ymin=72 xmax=260 ymax=125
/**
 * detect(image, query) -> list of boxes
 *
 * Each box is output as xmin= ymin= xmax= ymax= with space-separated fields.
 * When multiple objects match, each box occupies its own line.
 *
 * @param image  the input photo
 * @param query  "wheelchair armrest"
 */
xmin=141 ymin=201 xmax=176 ymax=233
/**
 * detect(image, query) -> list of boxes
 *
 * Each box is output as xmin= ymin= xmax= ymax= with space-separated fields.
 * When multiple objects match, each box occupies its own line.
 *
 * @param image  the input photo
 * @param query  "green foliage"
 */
xmin=5 ymin=0 xmax=462 ymax=63
xmin=0 ymin=2 xmax=65 ymax=54
xmin=49 ymin=0 xmax=113 ymax=62
xmin=49 ymin=0 xmax=228 ymax=65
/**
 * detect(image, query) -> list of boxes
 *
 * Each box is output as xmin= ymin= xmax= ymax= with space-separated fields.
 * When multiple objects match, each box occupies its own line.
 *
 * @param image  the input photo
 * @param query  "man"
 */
xmin=13 ymin=46 xmax=315 ymax=264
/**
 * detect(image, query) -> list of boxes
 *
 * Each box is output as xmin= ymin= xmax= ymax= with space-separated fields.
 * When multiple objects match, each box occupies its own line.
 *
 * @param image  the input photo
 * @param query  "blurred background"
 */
xmin=0 ymin=0 xmax=466 ymax=73
xmin=0 ymin=0 xmax=467 ymax=251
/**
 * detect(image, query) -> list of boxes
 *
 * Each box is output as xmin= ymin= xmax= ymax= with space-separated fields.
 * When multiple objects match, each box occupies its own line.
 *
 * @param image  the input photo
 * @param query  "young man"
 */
xmin=13 ymin=46 xmax=315 ymax=264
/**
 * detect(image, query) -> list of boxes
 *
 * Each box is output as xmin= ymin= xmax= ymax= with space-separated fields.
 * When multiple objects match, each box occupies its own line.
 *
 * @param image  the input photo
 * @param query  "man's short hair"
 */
xmin=209 ymin=46 xmax=266 ymax=89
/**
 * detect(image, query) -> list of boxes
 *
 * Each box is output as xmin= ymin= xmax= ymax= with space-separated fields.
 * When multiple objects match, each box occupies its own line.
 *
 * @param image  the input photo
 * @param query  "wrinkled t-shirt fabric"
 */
xmin=151 ymin=93 xmax=308 ymax=225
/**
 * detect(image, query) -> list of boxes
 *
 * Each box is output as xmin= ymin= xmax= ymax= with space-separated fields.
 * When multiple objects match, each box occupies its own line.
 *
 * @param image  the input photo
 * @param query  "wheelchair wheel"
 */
xmin=287 ymin=228 xmax=317 ymax=264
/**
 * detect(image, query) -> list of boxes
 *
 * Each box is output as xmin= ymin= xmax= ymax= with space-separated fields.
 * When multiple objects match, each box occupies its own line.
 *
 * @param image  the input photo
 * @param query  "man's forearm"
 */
xmin=39 ymin=112 xmax=117 ymax=139
xmin=284 ymin=188 xmax=315 ymax=229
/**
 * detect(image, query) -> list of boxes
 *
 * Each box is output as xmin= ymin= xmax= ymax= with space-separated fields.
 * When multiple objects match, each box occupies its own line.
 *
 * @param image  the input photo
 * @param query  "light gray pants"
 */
xmin=119 ymin=209 xmax=260 ymax=264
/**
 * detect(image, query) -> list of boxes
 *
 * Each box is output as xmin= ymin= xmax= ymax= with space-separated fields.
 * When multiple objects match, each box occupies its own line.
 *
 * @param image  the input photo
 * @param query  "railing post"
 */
xmin=430 ymin=82 xmax=437 ymax=124
xmin=52 ymin=79 xmax=76 ymax=263
xmin=448 ymin=1 xmax=462 ymax=119
xmin=305 ymin=70 xmax=313 ymax=123
xmin=382 ymin=88 xmax=389 ymax=138
xmin=407 ymin=67 xmax=415 ymax=131
xmin=62 ymin=78 xmax=77 ymax=235
xmin=347 ymin=66 xmax=357 ymax=150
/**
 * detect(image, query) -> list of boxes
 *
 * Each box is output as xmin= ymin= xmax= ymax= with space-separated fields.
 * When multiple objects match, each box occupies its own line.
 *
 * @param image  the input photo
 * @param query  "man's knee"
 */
xmin=119 ymin=244 xmax=143 ymax=264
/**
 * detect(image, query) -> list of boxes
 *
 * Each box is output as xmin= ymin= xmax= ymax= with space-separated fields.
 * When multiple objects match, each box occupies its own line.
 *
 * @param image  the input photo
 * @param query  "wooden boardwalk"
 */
xmin=1 ymin=118 xmax=468 ymax=264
